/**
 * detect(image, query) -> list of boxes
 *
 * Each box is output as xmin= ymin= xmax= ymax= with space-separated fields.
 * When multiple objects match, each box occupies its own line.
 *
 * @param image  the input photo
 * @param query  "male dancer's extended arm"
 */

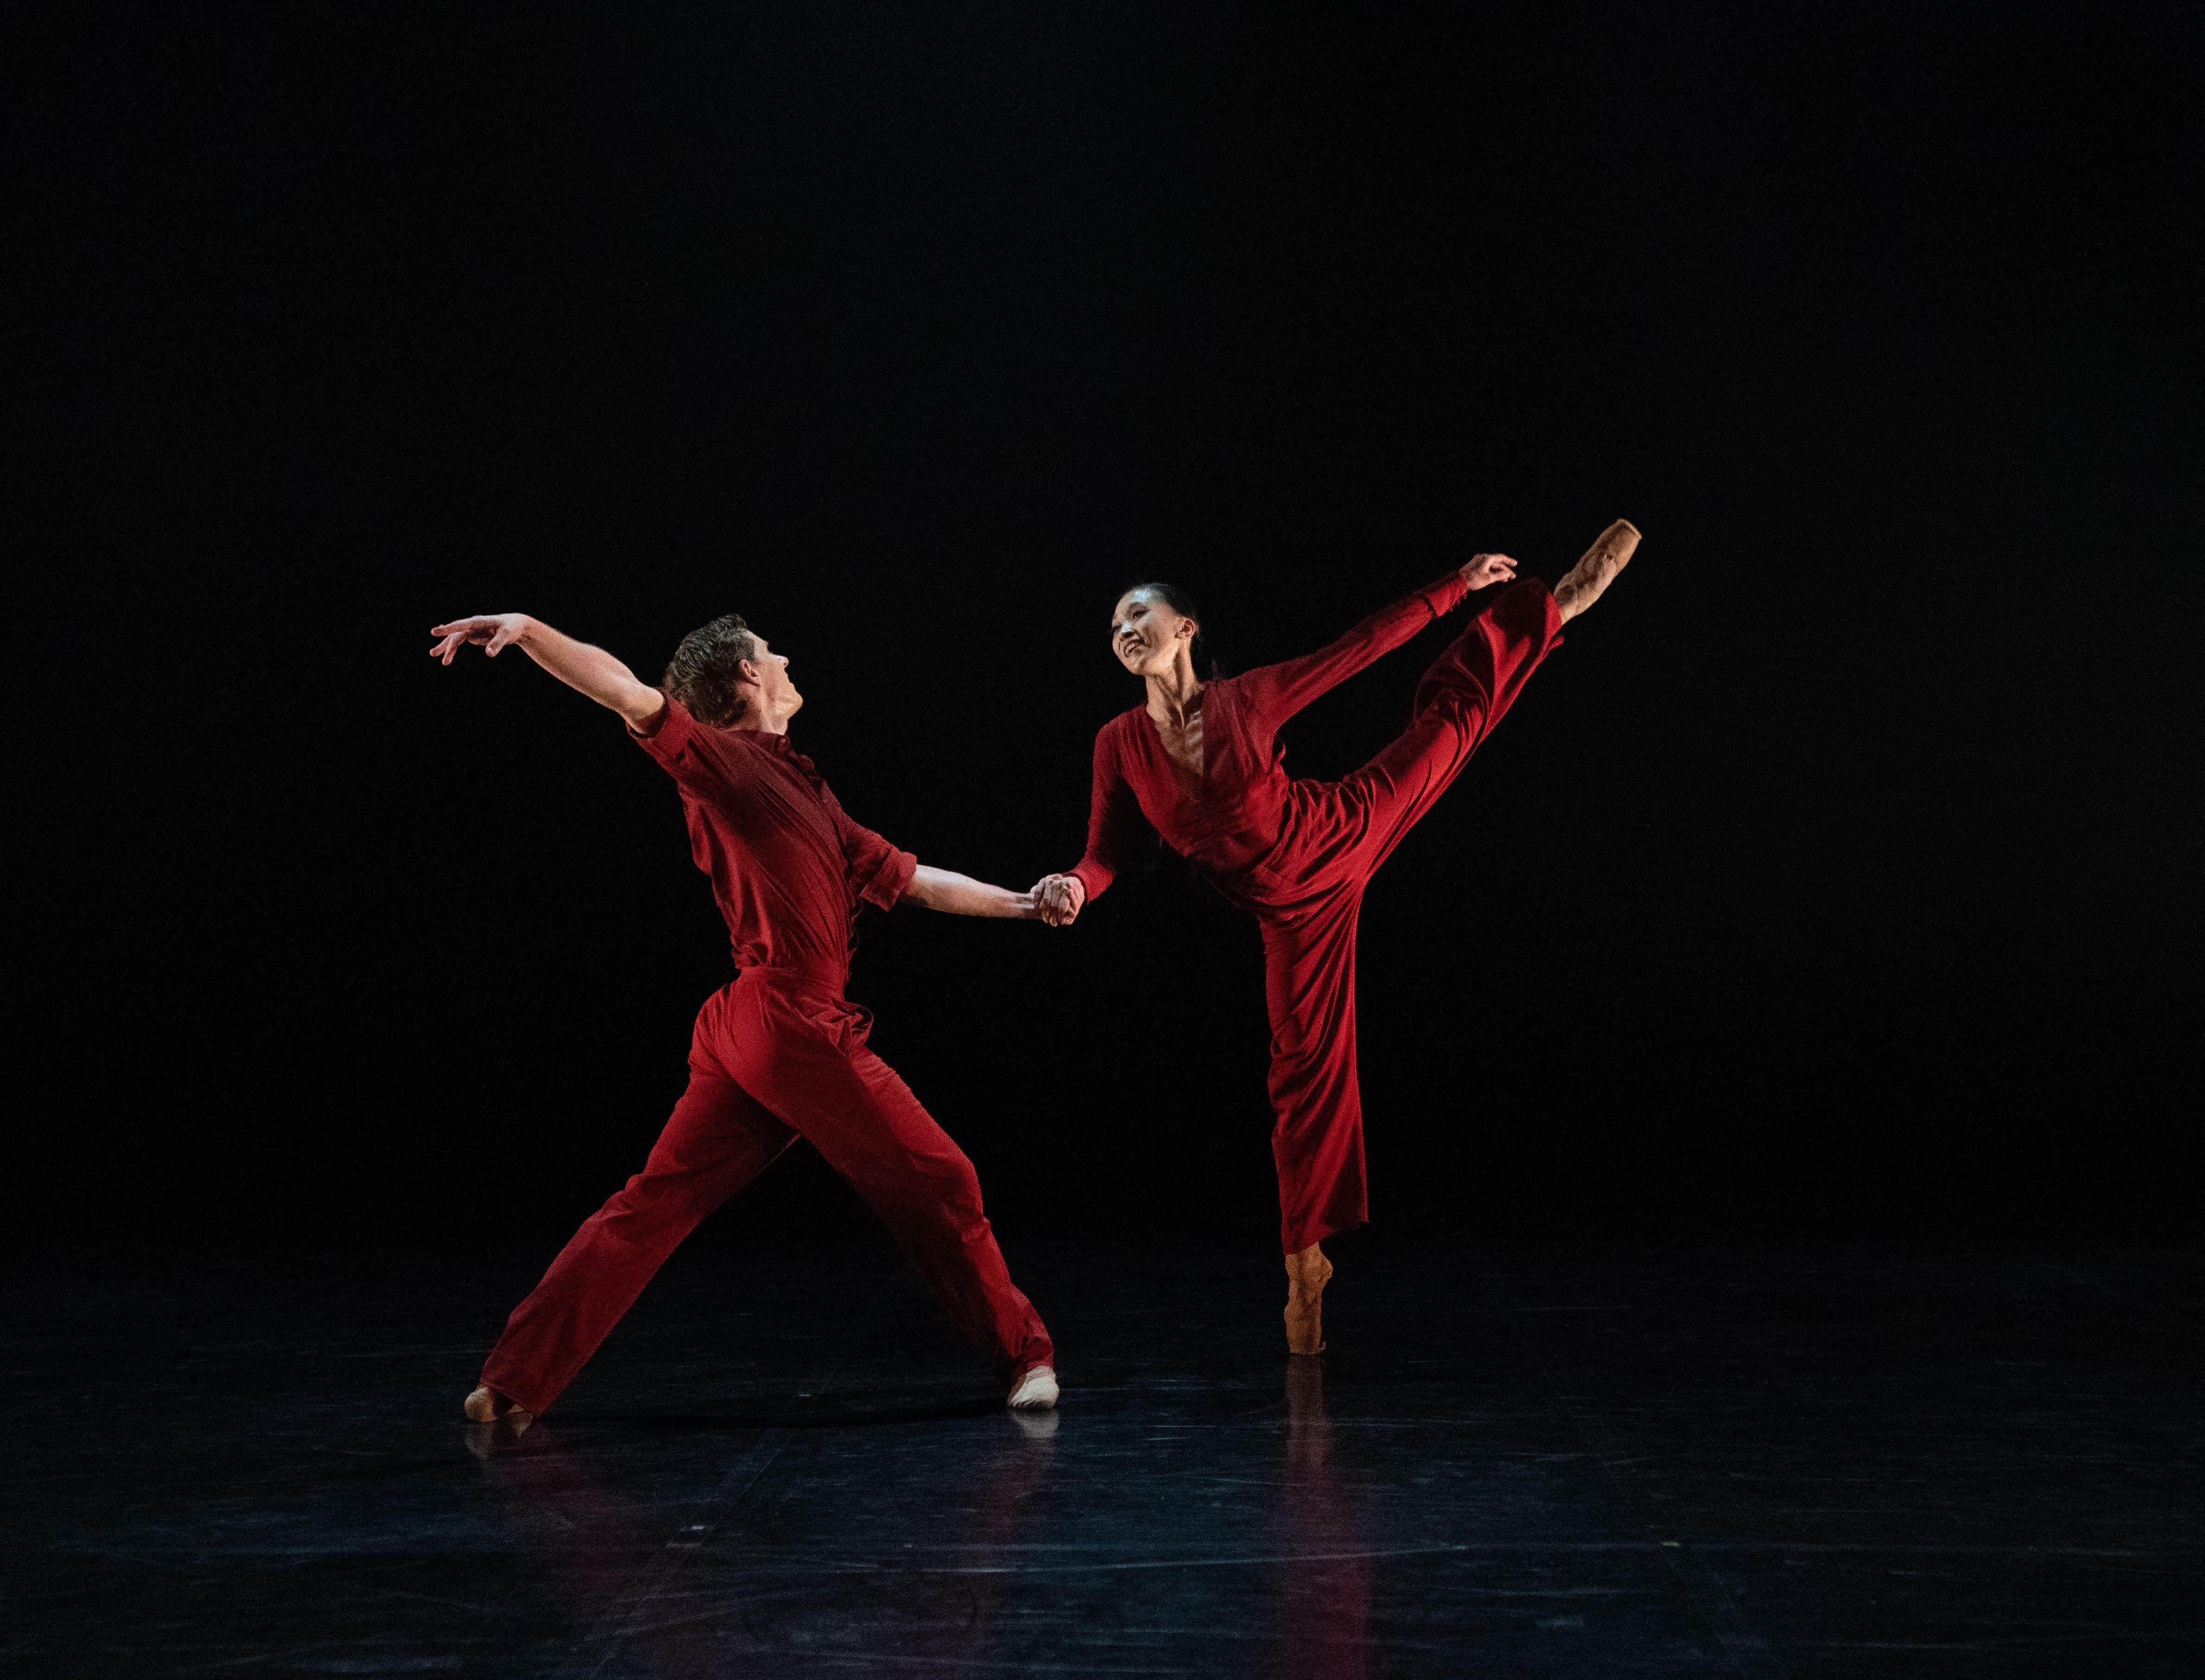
xmin=903 ymin=866 xmax=1040 ymax=919
xmin=1234 ymin=552 xmax=1519 ymax=732
xmin=430 ymin=613 xmax=666 ymax=729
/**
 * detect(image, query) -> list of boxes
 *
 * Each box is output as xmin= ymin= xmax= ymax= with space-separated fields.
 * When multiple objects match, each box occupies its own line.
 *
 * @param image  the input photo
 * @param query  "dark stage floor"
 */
xmin=3 ymin=1236 xmax=2197 ymax=1678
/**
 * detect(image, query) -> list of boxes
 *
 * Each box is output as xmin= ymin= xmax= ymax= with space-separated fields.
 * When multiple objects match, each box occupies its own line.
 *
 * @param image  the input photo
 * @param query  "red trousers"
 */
xmin=480 ymin=970 xmax=1054 ymax=1414
xmin=1256 ymin=582 xmax=1562 ymax=1253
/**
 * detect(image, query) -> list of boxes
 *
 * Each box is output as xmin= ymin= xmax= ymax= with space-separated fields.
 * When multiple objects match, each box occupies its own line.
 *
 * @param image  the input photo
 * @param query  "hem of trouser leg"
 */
xmin=1521 ymin=576 xmax=1562 ymax=634
xmin=1282 ymin=1213 xmax=1368 ymax=1255
xmin=478 ymin=1368 xmax=554 ymax=1417
xmin=1003 ymin=1348 xmax=1057 ymax=1386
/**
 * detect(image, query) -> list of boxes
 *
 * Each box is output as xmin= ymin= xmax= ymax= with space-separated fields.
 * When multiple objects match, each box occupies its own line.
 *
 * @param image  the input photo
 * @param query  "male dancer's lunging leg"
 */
xmin=429 ymin=608 xmax=1058 ymax=1421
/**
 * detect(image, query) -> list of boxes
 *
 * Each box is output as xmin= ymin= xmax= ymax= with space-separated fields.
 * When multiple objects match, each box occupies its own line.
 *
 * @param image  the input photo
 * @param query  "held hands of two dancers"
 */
xmin=1031 ymin=873 xmax=1085 ymax=928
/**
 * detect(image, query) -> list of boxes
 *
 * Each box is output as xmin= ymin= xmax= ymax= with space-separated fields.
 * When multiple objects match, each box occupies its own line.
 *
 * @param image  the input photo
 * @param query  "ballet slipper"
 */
xmin=463 ymin=1385 xmax=535 ymax=1430
xmin=1007 ymin=1365 xmax=1059 ymax=1411
xmin=1283 ymin=1243 xmax=1333 ymax=1355
xmin=1552 ymin=519 xmax=1641 ymax=621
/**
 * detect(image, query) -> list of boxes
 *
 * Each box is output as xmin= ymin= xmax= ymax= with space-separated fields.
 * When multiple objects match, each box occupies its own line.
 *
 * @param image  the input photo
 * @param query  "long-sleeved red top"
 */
xmin=1067 ymin=570 xmax=1473 ymax=913
xmin=631 ymin=696 xmax=916 ymax=991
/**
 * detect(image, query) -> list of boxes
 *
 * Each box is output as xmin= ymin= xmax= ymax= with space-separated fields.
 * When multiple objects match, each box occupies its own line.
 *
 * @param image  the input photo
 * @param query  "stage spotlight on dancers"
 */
xmin=1032 ymin=523 xmax=1641 ymax=1353
xmin=427 ymin=609 xmax=1058 ymax=1425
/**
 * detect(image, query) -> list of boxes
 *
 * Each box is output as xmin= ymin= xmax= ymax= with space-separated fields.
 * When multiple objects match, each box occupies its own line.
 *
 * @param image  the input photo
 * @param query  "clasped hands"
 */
xmin=1028 ymin=873 xmax=1085 ymax=928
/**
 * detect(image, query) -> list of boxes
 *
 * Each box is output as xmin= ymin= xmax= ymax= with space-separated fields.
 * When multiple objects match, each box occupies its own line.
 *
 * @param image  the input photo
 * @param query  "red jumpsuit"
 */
xmin=1067 ymin=576 xmax=1562 ymax=1254
xmin=479 ymin=697 xmax=1054 ymax=1414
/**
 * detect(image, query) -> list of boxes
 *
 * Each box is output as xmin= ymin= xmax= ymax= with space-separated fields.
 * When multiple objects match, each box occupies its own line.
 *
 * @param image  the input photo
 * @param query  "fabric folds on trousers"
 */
xmin=481 ymin=969 xmax=1053 ymax=1414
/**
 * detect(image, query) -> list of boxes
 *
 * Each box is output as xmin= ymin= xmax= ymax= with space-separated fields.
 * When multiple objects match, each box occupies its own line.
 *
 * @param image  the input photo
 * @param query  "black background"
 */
xmin=14 ymin=3 xmax=2199 ymax=1258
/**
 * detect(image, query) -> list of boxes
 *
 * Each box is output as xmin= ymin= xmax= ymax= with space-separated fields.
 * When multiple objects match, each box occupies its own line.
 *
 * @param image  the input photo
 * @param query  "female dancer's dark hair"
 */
xmin=1126 ymin=581 xmax=1223 ymax=678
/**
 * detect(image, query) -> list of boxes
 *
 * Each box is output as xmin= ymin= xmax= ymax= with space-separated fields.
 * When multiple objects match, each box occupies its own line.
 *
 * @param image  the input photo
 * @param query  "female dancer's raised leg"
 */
xmin=1263 ymin=522 xmax=1640 ymax=1352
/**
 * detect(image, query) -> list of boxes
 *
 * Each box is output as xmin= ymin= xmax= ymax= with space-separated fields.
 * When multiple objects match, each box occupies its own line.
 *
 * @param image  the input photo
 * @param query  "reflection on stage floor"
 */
xmin=3 ymin=1237 xmax=2196 ymax=1676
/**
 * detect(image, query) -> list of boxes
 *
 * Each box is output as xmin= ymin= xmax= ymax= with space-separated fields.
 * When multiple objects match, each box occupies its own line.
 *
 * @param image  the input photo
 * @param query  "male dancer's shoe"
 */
xmin=1553 ymin=519 xmax=1641 ymax=621
xmin=463 ymin=1385 xmax=535 ymax=1430
xmin=1007 ymin=1365 xmax=1060 ymax=1411
xmin=1284 ymin=1244 xmax=1333 ymax=1355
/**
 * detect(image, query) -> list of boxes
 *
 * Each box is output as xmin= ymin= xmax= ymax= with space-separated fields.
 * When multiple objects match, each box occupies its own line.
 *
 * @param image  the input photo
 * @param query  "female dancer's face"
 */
xmin=1111 ymin=589 xmax=1198 ymax=679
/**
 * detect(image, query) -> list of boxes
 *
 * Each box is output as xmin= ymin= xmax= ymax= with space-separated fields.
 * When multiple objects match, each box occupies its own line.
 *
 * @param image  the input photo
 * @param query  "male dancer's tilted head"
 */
xmin=661 ymin=613 xmax=804 ymax=729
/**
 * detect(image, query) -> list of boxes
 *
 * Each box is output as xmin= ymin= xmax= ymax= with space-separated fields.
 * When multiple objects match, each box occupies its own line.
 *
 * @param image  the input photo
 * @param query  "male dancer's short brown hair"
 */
xmin=662 ymin=614 xmax=757 ymax=726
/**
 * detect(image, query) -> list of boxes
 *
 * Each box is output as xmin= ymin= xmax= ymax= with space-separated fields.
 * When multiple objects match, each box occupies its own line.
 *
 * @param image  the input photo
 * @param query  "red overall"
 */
xmin=480 ymin=697 xmax=1053 ymax=1414
xmin=1067 ymin=576 xmax=1562 ymax=1253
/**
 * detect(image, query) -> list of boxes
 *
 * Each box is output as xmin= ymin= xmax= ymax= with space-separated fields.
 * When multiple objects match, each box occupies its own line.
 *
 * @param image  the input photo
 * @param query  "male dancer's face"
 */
xmin=742 ymin=635 xmax=804 ymax=722
xmin=1110 ymin=590 xmax=1196 ymax=679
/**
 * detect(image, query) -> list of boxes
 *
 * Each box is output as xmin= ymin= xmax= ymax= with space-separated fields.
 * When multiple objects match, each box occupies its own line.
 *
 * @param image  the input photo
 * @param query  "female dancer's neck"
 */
xmin=1144 ymin=662 xmax=1203 ymax=727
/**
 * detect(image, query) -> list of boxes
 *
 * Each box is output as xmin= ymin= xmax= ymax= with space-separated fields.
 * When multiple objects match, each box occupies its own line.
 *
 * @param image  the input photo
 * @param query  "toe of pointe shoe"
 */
xmin=463 ymin=1385 xmax=533 ymax=1427
xmin=1007 ymin=1365 xmax=1060 ymax=1411
xmin=1585 ymin=520 xmax=1640 ymax=564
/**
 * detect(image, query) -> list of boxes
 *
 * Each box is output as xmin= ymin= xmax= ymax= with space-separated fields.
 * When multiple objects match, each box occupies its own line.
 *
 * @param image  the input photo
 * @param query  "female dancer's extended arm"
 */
xmin=1033 ymin=729 xmax=1146 ymax=926
xmin=1234 ymin=552 xmax=1517 ymax=735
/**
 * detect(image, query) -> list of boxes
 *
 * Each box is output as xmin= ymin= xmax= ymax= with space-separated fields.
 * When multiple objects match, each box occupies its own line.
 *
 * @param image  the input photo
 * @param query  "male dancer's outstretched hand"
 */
xmin=1030 ymin=873 xmax=1085 ymax=928
xmin=1460 ymin=552 xmax=1519 ymax=590
xmin=431 ymin=614 xmax=531 ymax=662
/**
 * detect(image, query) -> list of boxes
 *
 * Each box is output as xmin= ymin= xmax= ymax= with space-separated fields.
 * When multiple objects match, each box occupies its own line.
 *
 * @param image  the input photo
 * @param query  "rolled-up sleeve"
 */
xmin=842 ymin=821 xmax=919 ymax=912
xmin=627 ymin=691 xmax=701 ymax=777
xmin=816 ymin=777 xmax=918 ymax=910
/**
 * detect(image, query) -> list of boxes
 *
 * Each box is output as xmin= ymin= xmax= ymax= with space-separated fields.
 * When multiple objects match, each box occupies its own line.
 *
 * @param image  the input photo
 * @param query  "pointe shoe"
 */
xmin=463 ymin=1385 xmax=534 ymax=1430
xmin=1552 ymin=519 xmax=1641 ymax=622
xmin=1007 ymin=1365 xmax=1060 ymax=1411
xmin=1283 ymin=1244 xmax=1333 ymax=1355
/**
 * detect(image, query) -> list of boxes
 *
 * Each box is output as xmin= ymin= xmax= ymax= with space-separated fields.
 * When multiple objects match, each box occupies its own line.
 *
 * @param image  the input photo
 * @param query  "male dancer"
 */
xmin=430 ymin=608 xmax=1058 ymax=1421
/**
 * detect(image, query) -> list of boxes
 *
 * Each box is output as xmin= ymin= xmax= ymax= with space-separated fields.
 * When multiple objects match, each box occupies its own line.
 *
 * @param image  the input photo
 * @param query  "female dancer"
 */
xmin=1033 ymin=523 xmax=1640 ymax=1353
